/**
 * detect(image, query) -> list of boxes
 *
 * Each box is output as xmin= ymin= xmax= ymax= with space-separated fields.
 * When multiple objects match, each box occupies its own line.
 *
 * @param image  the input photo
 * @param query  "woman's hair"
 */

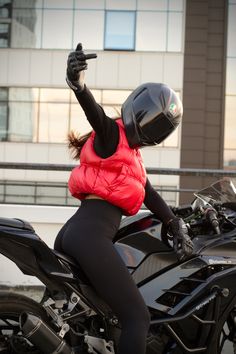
xmin=68 ymin=131 xmax=92 ymax=160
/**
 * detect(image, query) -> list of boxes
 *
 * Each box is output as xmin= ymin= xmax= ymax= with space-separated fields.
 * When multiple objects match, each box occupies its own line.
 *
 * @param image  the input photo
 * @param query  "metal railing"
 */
xmin=0 ymin=162 xmax=236 ymax=207
xmin=1 ymin=162 xmax=236 ymax=177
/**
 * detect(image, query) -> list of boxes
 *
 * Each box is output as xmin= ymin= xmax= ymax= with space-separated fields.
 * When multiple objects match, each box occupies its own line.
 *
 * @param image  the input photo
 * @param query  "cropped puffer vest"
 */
xmin=68 ymin=119 xmax=147 ymax=215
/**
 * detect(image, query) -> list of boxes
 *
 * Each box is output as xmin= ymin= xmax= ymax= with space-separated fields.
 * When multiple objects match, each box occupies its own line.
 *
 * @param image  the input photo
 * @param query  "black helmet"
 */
xmin=121 ymin=82 xmax=183 ymax=148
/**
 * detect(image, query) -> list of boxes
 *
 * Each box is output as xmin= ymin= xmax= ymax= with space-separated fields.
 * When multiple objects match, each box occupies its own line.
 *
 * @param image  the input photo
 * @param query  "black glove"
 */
xmin=167 ymin=217 xmax=193 ymax=260
xmin=66 ymin=43 xmax=97 ymax=92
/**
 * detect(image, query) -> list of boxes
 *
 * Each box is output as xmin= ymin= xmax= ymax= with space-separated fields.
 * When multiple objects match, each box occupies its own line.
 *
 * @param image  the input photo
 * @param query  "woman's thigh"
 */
xmin=60 ymin=201 xmax=148 ymax=323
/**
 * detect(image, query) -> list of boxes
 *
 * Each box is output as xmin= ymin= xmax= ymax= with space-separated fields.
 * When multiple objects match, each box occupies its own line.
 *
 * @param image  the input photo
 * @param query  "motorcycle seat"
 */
xmin=53 ymin=249 xmax=93 ymax=285
xmin=0 ymin=217 xmax=34 ymax=231
xmin=53 ymin=249 xmax=78 ymax=268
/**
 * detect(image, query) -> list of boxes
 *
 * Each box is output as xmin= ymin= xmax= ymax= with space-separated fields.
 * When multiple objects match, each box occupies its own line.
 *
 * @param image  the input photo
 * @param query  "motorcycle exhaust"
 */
xmin=20 ymin=312 xmax=74 ymax=354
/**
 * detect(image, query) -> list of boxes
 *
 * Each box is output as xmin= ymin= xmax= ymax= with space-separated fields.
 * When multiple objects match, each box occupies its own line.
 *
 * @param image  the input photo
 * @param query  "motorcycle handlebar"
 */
xmin=205 ymin=208 xmax=221 ymax=235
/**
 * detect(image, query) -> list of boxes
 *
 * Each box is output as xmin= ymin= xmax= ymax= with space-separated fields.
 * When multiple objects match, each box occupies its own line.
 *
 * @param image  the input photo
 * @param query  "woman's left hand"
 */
xmin=66 ymin=43 xmax=97 ymax=92
xmin=168 ymin=217 xmax=194 ymax=260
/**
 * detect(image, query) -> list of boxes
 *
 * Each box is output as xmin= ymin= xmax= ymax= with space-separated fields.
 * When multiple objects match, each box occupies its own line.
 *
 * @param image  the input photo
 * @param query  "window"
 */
xmin=3 ymin=87 xmax=182 ymax=145
xmin=4 ymin=87 xmax=133 ymax=143
xmin=73 ymin=10 xmax=104 ymax=50
xmin=0 ymin=88 xmax=8 ymax=141
xmin=8 ymin=88 xmax=39 ymax=142
xmin=38 ymin=88 xmax=70 ymax=143
xmin=0 ymin=23 xmax=10 ymax=47
xmin=9 ymin=2 xmax=185 ymax=51
xmin=0 ymin=1 xmax=11 ymax=47
xmin=42 ymin=9 xmax=73 ymax=49
xmin=104 ymin=10 xmax=136 ymax=50
xmin=224 ymin=3 xmax=236 ymax=168
xmin=11 ymin=8 xmax=42 ymax=48
xmin=0 ymin=0 xmax=12 ymax=18
xmin=136 ymin=11 xmax=167 ymax=51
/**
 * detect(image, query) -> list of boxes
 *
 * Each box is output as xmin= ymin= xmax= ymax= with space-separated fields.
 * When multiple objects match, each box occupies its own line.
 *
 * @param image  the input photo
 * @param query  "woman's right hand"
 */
xmin=66 ymin=43 xmax=97 ymax=92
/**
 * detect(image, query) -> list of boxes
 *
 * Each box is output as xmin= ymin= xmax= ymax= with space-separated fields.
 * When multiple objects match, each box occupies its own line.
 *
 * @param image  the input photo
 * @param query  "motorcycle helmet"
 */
xmin=121 ymin=82 xmax=183 ymax=148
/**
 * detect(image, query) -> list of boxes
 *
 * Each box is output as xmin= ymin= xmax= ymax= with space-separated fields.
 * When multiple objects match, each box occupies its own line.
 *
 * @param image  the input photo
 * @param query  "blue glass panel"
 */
xmin=105 ymin=11 xmax=135 ymax=50
xmin=0 ymin=23 xmax=9 ymax=47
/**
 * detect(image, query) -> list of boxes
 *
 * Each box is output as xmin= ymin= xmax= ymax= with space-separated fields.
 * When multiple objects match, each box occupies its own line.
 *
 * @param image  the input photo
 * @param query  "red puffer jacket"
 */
xmin=68 ymin=119 xmax=146 ymax=215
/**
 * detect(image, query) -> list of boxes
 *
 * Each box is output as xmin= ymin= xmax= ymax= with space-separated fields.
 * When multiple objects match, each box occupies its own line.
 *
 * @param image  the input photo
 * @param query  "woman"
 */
xmin=54 ymin=43 xmax=193 ymax=354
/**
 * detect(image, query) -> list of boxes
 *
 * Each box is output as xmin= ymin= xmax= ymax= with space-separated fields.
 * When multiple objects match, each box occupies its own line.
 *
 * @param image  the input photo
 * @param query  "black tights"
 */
xmin=54 ymin=199 xmax=150 ymax=354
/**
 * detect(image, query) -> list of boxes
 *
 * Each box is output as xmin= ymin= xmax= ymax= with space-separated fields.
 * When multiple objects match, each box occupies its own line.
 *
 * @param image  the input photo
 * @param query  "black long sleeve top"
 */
xmin=74 ymin=86 xmax=175 ymax=225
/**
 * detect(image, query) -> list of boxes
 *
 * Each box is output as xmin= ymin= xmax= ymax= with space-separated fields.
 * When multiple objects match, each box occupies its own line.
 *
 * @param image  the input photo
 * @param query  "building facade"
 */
xmin=0 ymin=0 xmax=186 ymax=206
xmin=0 ymin=0 xmax=235 ymax=284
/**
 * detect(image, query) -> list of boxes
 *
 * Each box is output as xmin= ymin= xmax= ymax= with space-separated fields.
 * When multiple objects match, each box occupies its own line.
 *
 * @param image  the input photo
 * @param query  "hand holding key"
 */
xmin=66 ymin=43 xmax=97 ymax=92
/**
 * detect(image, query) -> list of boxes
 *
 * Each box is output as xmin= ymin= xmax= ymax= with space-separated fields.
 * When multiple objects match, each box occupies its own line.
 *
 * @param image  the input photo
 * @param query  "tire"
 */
xmin=210 ymin=299 xmax=236 ymax=354
xmin=0 ymin=291 xmax=48 ymax=354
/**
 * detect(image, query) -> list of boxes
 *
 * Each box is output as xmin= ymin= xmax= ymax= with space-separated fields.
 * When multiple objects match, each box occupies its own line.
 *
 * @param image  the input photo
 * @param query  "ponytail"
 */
xmin=68 ymin=131 xmax=92 ymax=160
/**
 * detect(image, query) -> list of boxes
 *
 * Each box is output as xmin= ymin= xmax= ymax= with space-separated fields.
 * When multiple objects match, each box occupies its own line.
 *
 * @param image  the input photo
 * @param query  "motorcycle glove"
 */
xmin=168 ymin=217 xmax=193 ymax=260
xmin=66 ymin=43 xmax=97 ymax=92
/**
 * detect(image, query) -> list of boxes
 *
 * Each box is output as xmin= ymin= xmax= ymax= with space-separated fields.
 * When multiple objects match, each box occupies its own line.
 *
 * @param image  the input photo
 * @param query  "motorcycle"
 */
xmin=0 ymin=177 xmax=236 ymax=354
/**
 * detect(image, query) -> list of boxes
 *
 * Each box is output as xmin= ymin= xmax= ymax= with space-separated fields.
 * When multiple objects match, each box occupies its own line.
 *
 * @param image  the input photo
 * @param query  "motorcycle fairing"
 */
xmin=139 ymin=255 xmax=236 ymax=316
xmin=115 ymin=215 xmax=172 ymax=269
xmin=0 ymin=220 xmax=78 ymax=290
xmin=195 ymin=229 xmax=236 ymax=256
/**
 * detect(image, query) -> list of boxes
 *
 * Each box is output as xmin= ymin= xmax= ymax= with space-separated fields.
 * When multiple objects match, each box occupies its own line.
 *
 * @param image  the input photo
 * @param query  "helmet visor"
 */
xmin=132 ymin=90 xmax=175 ymax=145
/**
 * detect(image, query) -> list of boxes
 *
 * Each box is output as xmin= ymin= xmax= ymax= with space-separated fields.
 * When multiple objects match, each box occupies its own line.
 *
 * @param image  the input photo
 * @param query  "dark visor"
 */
xmin=132 ymin=86 xmax=176 ymax=145
xmin=140 ymin=113 xmax=175 ymax=144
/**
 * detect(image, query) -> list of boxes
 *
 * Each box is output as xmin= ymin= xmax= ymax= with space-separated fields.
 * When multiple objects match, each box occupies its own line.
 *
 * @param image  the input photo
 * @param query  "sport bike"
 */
xmin=0 ymin=178 xmax=236 ymax=354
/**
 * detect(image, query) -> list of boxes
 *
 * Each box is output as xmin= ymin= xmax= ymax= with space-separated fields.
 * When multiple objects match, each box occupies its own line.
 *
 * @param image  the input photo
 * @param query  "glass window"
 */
xmin=0 ymin=87 xmax=8 ymax=101
xmin=102 ymin=90 xmax=131 ymax=104
xmin=38 ymin=89 xmax=69 ymax=143
xmin=0 ymin=103 xmax=8 ymax=141
xmin=5 ymin=183 xmax=35 ymax=205
xmin=40 ymin=88 xmax=69 ymax=103
xmin=227 ymin=4 xmax=236 ymax=57
xmin=42 ymin=9 xmax=73 ymax=49
xmin=156 ymin=185 xmax=177 ymax=206
xmin=36 ymin=185 xmax=67 ymax=206
xmin=9 ymin=88 xmax=39 ymax=102
xmin=136 ymin=11 xmax=167 ymax=51
xmin=38 ymin=102 xmax=69 ymax=143
xmin=104 ymin=11 xmax=136 ymax=50
xmin=8 ymin=88 xmax=39 ymax=142
xmin=226 ymin=58 xmax=236 ymax=95
xmin=8 ymin=102 xmax=38 ymax=142
xmin=0 ymin=23 xmax=10 ymax=47
xmin=224 ymin=96 xmax=236 ymax=149
xmin=0 ymin=88 xmax=8 ymax=141
xmin=224 ymin=3 xmax=236 ymax=168
xmin=163 ymin=128 xmax=179 ymax=147
xmin=73 ymin=10 xmax=104 ymax=50
xmin=224 ymin=149 xmax=236 ymax=168
xmin=11 ymin=8 xmax=42 ymax=48
xmin=70 ymin=89 xmax=101 ymax=103
xmin=70 ymin=103 xmax=91 ymax=134
xmin=0 ymin=0 xmax=12 ymax=18
xmin=167 ymin=12 xmax=183 ymax=52
xmin=103 ymin=105 xmax=121 ymax=118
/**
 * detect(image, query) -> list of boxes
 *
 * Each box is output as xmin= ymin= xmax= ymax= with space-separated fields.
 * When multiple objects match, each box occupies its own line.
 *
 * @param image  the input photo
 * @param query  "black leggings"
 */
xmin=54 ymin=199 xmax=150 ymax=354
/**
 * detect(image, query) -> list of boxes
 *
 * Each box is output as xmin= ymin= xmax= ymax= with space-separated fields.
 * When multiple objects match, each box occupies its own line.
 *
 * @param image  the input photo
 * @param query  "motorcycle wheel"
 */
xmin=212 ymin=301 xmax=236 ymax=354
xmin=0 ymin=291 xmax=48 ymax=354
